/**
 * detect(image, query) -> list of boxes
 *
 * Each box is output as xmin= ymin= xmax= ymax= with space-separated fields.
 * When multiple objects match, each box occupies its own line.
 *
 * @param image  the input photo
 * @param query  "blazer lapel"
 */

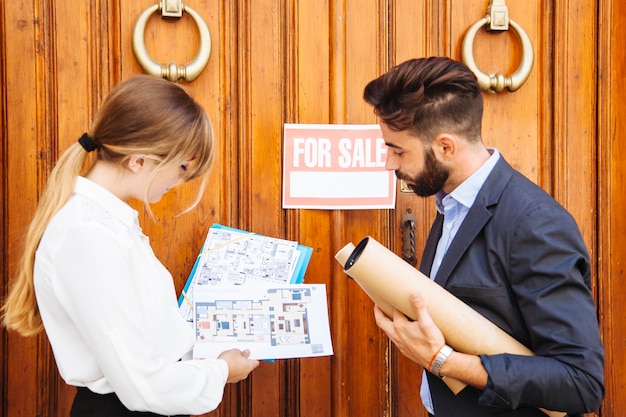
xmin=433 ymin=157 xmax=515 ymax=287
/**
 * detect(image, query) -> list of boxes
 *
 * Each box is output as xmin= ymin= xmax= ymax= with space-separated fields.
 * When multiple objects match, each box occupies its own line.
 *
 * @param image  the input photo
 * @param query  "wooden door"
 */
xmin=1 ymin=0 xmax=624 ymax=416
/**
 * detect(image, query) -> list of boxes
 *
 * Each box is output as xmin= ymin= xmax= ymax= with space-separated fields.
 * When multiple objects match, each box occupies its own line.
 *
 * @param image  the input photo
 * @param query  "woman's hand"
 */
xmin=218 ymin=349 xmax=260 ymax=383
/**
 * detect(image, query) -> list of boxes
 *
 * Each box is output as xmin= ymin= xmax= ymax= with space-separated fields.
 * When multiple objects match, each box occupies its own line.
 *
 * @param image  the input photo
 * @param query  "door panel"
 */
xmin=1 ymin=1 xmax=622 ymax=416
xmin=597 ymin=1 xmax=626 ymax=415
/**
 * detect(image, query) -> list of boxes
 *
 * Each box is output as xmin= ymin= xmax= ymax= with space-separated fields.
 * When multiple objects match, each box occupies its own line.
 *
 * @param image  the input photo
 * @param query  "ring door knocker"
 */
xmin=461 ymin=0 xmax=534 ymax=94
xmin=132 ymin=0 xmax=211 ymax=83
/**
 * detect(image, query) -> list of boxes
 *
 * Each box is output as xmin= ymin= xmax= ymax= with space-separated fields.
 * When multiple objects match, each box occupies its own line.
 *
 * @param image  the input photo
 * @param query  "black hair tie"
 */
xmin=78 ymin=133 xmax=98 ymax=152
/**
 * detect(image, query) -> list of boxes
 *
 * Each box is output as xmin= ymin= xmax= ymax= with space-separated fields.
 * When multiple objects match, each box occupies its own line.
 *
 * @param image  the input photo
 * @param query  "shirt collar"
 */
xmin=74 ymin=176 xmax=139 ymax=228
xmin=435 ymin=148 xmax=500 ymax=213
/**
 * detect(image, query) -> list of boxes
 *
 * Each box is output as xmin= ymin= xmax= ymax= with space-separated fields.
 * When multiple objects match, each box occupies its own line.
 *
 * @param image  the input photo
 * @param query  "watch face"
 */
xmin=431 ymin=345 xmax=453 ymax=377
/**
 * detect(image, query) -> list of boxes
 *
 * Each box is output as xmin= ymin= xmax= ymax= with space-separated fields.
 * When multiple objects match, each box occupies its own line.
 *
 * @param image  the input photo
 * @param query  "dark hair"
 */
xmin=363 ymin=57 xmax=483 ymax=142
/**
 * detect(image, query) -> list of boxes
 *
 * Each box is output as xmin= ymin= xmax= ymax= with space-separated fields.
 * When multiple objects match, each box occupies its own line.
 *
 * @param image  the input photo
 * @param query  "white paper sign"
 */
xmin=282 ymin=124 xmax=396 ymax=209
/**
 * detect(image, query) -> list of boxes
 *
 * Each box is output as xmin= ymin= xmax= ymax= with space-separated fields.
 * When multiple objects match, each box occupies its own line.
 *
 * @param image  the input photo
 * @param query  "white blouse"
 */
xmin=34 ymin=176 xmax=228 ymax=415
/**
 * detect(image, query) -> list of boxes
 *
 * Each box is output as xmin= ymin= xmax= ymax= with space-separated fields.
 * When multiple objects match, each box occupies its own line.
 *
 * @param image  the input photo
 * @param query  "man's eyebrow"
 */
xmin=385 ymin=142 xmax=402 ymax=149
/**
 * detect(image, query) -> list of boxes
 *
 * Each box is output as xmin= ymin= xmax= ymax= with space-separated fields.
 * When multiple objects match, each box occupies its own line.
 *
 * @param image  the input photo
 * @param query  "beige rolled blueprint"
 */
xmin=335 ymin=236 xmax=564 ymax=417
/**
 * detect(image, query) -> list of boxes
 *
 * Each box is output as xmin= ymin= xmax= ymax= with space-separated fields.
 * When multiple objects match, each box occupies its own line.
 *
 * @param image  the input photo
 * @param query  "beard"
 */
xmin=396 ymin=148 xmax=449 ymax=197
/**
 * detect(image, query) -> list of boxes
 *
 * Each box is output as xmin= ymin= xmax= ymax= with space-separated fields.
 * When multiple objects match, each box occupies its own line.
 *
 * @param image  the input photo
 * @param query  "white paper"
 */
xmin=192 ymin=284 xmax=334 ymax=360
xmin=179 ymin=225 xmax=310 ymax=323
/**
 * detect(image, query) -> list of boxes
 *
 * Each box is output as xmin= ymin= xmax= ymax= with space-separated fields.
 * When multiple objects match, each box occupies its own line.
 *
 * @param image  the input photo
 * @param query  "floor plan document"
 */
xmin=192 ymin=284 xmax=333 ymax=360
xmin=179 ymin=224 xmax=313 ymax=323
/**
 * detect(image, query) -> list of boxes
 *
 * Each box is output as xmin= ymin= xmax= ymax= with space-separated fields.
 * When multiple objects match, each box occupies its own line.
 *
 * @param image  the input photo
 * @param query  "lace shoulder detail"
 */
xmin=75 ymin=195 xmax=138 ymax=247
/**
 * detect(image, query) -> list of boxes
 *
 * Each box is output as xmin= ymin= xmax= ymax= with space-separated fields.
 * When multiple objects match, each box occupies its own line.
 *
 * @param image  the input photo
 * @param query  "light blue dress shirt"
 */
xmin=420 ymin=149 xmax=500 ymax=415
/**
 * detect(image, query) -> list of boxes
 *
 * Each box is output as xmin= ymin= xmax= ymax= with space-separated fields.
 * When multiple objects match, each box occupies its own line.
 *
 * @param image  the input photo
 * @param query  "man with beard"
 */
xmin=363 ymin=57 xmax=604 ymax=417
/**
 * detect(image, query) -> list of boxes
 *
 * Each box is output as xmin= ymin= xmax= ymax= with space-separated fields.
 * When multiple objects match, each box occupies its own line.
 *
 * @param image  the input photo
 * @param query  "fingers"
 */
xmin=374 ymin=304 xmax=396 ymax=334
xmin=392 ymin=304 xmax=407 ymax=321
xmin=410 ymin=291 xmax=429 ymax=323
xmin=221 ymin=349 xmax=260 ymax=383
xmin=375 ymin=292 xmax=427 ymax=327
xmin=373 ymin=304 xmax=386 ymax=321
xmin=248 ymin=358 xmax=261 ymax=373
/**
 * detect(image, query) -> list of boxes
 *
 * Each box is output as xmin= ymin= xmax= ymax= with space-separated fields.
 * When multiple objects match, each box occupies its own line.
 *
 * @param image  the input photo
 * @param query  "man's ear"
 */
xmin=127 ymin=156 xmax=145 ymax=173
xmin=433 ymin=133 xmax=458 ymax=161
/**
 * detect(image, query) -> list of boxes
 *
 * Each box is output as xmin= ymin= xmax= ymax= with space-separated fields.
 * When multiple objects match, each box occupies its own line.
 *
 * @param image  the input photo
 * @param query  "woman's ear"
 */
xmin=127 ymin=156 xmax=145 ymax=173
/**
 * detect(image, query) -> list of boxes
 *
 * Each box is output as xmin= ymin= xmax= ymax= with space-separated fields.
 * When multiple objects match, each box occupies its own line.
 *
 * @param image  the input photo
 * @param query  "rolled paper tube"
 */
xmin=336 ymin=240 xmax=466 ymax=394
xmin=336 ymin=236 xmax=564 ymax=417
xmin=335 ymin=242 xmax=398 ymax=327
xmin=334 ymin=242 xmax=355 ymax=265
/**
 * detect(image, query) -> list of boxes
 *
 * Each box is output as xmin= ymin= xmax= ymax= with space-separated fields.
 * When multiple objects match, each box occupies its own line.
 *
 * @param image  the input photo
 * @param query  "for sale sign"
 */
xmin=282 ymin=124 xmax=396 ymax=209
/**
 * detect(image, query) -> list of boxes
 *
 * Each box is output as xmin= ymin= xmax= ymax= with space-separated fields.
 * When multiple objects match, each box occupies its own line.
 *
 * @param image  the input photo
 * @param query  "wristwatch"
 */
xmin=430 ymin=345 xmax=454 ymax=378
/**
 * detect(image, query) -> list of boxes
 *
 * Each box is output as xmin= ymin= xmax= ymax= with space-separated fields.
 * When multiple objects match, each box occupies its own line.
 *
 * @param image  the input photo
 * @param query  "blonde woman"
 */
xmin=2 ymin=75 xmax=259 ymax=417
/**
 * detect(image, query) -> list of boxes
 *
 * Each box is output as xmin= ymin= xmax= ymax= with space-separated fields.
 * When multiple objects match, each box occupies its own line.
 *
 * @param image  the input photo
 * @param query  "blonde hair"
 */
xmin=2 ymin=75 xmax=215 ymax=336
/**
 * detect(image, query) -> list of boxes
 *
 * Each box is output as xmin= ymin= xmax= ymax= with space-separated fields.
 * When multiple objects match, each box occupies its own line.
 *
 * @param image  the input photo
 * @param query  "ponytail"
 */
xmin=2 ymin=74 xmax=214 ymax=337
xmin=2 ymin=143 xmax=88 ymax=336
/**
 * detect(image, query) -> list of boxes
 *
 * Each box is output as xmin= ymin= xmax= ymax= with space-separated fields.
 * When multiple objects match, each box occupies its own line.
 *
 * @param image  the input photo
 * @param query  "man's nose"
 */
xmin=385 ymin=154 xmax=397 ymax=171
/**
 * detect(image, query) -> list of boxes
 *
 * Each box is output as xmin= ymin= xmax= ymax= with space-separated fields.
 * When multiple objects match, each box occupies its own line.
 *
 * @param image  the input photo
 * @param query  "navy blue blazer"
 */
xmin=420 ymin=157 xmax=604 ymax=416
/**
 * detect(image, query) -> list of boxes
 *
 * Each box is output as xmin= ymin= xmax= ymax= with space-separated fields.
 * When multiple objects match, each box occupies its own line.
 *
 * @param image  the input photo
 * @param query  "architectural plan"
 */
xmin=192 ymin=284 xmax=333 ymax=360
xmin=179 ymin=224 xmax=313 ymax=323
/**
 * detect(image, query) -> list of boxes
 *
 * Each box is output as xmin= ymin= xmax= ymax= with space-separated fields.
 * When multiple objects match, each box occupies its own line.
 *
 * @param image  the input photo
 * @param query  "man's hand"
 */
xmin=374 ymin=291 xmax=488 ymax=389
xmin=373 ymin=291 xmax=445 ymax=369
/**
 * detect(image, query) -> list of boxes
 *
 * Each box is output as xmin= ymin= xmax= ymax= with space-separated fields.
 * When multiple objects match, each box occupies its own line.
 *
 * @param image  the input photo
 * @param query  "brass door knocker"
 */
xmin=132 ymin=0 xmax=211 ymax=83
xmin=461 ymin=0 xmax=534 ymax=94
